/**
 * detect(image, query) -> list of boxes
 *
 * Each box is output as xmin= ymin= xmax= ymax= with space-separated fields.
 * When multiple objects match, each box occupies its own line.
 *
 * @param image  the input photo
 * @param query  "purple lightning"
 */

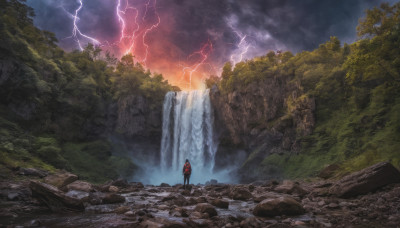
xmin=64 ymin=0 xmax=100 ymax=51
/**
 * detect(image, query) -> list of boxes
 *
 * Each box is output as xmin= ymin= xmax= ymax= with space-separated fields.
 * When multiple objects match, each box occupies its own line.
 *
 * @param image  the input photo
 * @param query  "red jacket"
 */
xmin=183 ymin=162 xmax=192 ymax=175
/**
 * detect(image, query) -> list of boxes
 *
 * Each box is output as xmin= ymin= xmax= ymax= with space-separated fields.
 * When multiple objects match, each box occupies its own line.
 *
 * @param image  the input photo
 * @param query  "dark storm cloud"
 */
xmin=27 ymin=0 xmax=396 ymax=64
xmin=27 ymin=0 xmax=118 ymax=51
xmin=226 ymin=0 xmax=395 ymax=52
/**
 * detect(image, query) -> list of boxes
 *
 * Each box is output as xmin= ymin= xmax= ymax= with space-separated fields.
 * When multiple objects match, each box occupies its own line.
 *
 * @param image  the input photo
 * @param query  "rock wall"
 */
xmin=116 ymin=95 xmax=162 ymax=139
xmin=210 ymin=76 xmax=316 ymax=180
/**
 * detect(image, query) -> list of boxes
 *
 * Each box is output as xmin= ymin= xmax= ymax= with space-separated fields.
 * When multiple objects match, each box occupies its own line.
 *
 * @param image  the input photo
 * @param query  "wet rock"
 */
xmin=111 ymin=178 xmax=129 ymax=188
xmin=131 ymin=182 xmax=144 ymax=188
xmin=29 ymin=180 xmax=84 ymax=212
xmin=137 ymin=220 xmax=163 ymax=228
xmin=211 ymin=198 xmax=229 ymax=209
xmin=191 ymin=189 xmax=203 ymax=197
xmin=43 ymin=172 xmax=78 ymax=189
xmin=274 ymin=180 xmax=308 ymax=197
xmin=231 ymin=187 xmax=252 ymax=200
xmin=85 ymin=204 xmax=119 ymax=213
xmin=160 ymin=183 xmax=170 ymax=187
xmin=253 ymin=192 xmax=283 ymax=203
xmin=66 ymin=180 xmax=94 ymax=192
xmin=327 ymin=203 xmax=340 ymax=209
xmin=169 ymin=207 xmax=189 ymax=217
xmin=181 ymin=189 xmax=191 ymax=196
xmin=102 ymin=193 xmax=125 ymax=204
xmin=329 ymin=162 xmax=400 ymax=198
xmin=17 ymin=168 xmax=48 ymax=178
xmin=184 ymin=218 xmax=211 ymax=227
xmin=88 ymin=192 xmax=105 ymax=205
xmin=205 ymin=179 xmax=218 ymax=186
xmin=253 ymin=196 xmax=305 ymax=217
xmin=161 ymin=194 xmax=187 ymax=206
xmin=240 ymin=217 xmax=263 ymax=228
xmin=114 ymin=205 xmax=130 ymax=214
xmin=65 ymin=190 xmax=89 ymax=201
xmin=124 ymin=210 xmax=135 ymax=217
xmin=194 ymin=203 xmax=218 ymax=217
xmin=7 ymin=192 xmax=20 ymax=201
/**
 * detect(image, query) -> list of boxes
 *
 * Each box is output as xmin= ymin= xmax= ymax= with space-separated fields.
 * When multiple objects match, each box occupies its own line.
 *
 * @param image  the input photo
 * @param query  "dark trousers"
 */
xmin=183 ymin=174 xmax=190 ymax=188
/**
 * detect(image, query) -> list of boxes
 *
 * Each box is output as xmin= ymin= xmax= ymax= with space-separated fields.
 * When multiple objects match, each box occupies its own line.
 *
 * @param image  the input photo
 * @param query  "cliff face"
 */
xmin=210 ymin=76 xmax=315 ymax=180
xmin=116 ymin=95 xmax=162 ymax=139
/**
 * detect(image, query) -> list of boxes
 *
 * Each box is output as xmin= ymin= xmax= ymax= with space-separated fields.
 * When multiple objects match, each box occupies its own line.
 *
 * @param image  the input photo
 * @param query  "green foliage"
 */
xmin=62 ymin=141 xmax=136 ymax=183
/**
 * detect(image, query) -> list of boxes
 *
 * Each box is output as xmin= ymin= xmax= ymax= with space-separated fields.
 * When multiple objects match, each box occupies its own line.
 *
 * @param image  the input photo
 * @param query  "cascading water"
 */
xmin=159 ymin=89 xmax=218 ymax=184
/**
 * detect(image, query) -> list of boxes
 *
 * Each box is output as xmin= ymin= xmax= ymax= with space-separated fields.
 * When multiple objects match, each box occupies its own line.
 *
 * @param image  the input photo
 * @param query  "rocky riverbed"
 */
xmin=1 ymin=162 xmax=400 ymax=228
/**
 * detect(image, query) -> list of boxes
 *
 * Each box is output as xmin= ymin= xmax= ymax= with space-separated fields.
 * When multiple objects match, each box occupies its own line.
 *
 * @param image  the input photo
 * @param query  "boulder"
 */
xmin=44 ymin=172 xmax=78 ymax=189
xmin=231 ymin=187 xmax=252 ymax=200
xmin=211 ymin=198 xmax=229 ymax=209
xmin=253 ymin=192 xmax=283 ymax=203
xmin=102 ymin=193 xmax=125 ymax=204
xmin=66 ymin=180 xmax=94 ymax=192
xmin=318 ymin=164 xmax=340 ymax=179
xmin=160 ymin=183 xmax=170 ymax=187
xmin=194 ymin=203 xmax=218 ymax=217
xmin=108 ymin=185 xmax=119 ymax=192
xmin=110 ymin=178 xmax=129 ymax=188
xmin=18 ymin=168 xmax=48 ymax=178
xmin=181 ymin=189 xmax=191 ymax=196
xmin=329 ymin=162 xmax=400 ymax=198
xmin=274 ymin=180 xmax=308 ymax=196
xmin=29 ymin=180 xmax=84 ymax=212
xmin=253 ymin=196 xmax=305 ymax=217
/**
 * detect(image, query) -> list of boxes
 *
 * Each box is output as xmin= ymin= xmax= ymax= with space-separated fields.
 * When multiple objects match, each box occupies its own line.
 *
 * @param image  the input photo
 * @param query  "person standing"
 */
xmin=182 ymin=159 xmax=192 ymax=189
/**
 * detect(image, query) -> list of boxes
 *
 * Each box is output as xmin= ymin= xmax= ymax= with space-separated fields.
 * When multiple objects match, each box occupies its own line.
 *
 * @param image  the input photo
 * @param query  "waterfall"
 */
xmin=159 ymin=89 xmax=217 ymax=184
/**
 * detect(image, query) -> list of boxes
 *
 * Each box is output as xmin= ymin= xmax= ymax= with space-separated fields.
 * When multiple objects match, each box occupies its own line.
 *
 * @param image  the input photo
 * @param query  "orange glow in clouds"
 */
xmin=113 ymin=0 xmax=215 ymax=90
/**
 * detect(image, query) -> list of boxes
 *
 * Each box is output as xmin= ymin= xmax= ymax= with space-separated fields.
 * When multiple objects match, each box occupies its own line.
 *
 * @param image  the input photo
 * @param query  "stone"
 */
xmin=44 ymin=172 xmax=78 ymax=189
xmin=329 ymin=162 xmax=400 ymax=198
xmin=253 ymin=192 xmax=283 ymax=203
xmin=110 ymin=179 xmax=129 ymax=188
xmin=137 ymin=220 xmax=163 ymax=228
xmin=194 ymin=203 xmax=218 ymax=217
xmin=65 ymin=190 xmax=89 ymax=201
xmin=66 ymin=180 xmax=94 ymax=192
xmin=160 ymin=183 xmax=170 ymax=187
xmin=108 ymin=185 xmax=119 ymax=192
xmin=211 ymin=198 xmax=229 ymax=209
xmin=124 ymin=211 xmax=135 ymax=217
xmin=102 ymin=193 xmax=125 ymax=204
xmin=29 ymin=180 xmax=84 ymax=212
xmin=17 ymin=168 xmax=48 ymax=178
xmin=253 ymin=196 xmax=305 ymax=217
xmin=240 ymin=217 xmax=262 ymax=228
xmin=274 ymin=180 xmax=308 ymax=196
xmin=181 ymin=189 xmax=191 ymax=196
xmin=318 ymin=164 xmax=340 ymax=179
xmin=231 ymin=187 xmax=252 ymax=200
xmin=114 ymin=206 xmax=130 ymax=214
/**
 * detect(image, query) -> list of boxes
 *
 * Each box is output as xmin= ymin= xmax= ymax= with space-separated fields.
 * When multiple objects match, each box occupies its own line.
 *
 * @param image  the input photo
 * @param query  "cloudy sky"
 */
xmin=26 ymin=0 xmax=396 ymax=89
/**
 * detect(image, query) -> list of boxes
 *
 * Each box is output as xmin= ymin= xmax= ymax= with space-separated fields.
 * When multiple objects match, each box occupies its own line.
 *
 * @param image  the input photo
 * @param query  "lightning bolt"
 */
xmin=115 ymin=0 xmax=160 ymax=66
xmin=230 ymin=29 xmax=250 ymax=66
xmin=180 ymin=40 xmax=213 ymax=90
xmin=141 ymin=0 xmax=160 ymax=65
xmin=64 ymin=0 xmax=100 ymax=51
